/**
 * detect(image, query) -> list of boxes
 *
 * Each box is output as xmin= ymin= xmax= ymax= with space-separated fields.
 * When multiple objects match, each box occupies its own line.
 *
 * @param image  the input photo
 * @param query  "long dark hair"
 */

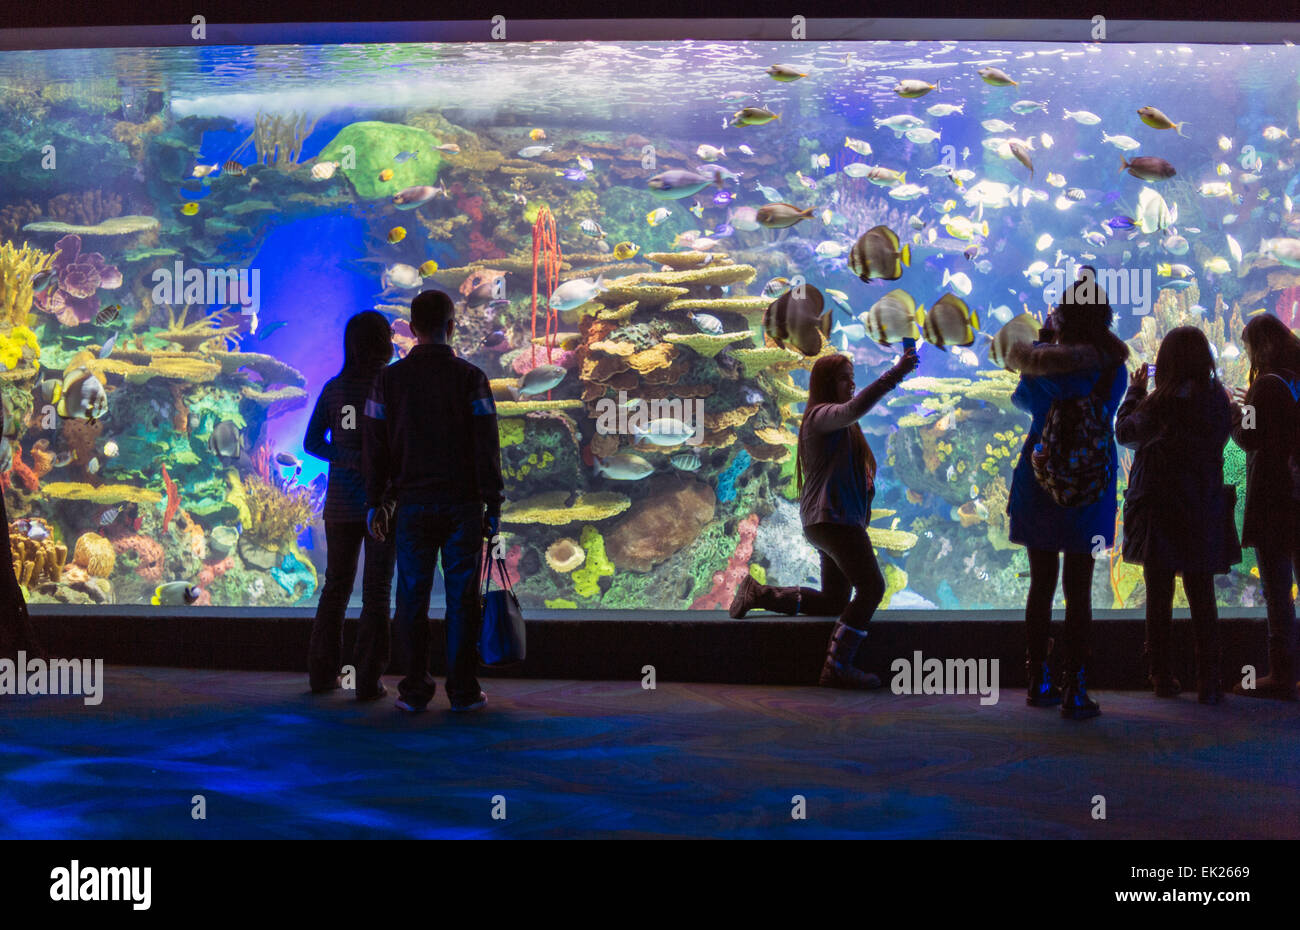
xmin=1138 ymin=326 xmax=1217 ymax=425
xmin=341 ymin=311 xmax=393 ymax=379
xmin=797 ymin=354 xmax=873 ymax=494
xmin=1242 ymin=312 xmax=1300 ymax=386
xmin=1054 ymin=267 xmax=1130 ymax=364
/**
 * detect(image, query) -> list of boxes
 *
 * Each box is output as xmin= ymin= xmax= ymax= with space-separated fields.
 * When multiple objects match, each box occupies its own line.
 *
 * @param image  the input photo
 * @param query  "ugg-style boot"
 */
xmin=728 ymin=575 xmax=800 ymax=618
xmin=1060 ymin=664 xmax=1101 ymax=720
xmin=1145 ymin=617 xmax=1182 ymax=697
xmin=818 ymin=622 xmax=881 ymax=690
xmin=1026 ymin=636 xmax=1060 ymax=707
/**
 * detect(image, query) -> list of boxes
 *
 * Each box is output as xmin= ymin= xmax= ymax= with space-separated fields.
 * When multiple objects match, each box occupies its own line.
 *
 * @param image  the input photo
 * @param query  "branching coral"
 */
xmin=157 ymin=304 xmax=242 ymax=353
xmin=239 ymin=472 xmax=317 ymax=549
xmin=245 ymin=110 xmax=320 ymax=167
xmin=0 ymin=239 xmax=57 ymax=327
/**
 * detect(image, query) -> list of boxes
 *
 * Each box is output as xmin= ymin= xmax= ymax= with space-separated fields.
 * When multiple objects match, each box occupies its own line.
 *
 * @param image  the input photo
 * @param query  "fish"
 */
xmin=529 ymin=129 xmax=546 ymax=141
xmin=517 ymin=145 xmax=552 ymax=158
xmin=895 ymin=78 xmax=938 ymax=97
xmin=646 ymin=208 xmax=671 ymax=226
xmin=1106 ymin=215 xmax=1138 ymax=230
xmin=731 ymin=107 xmax=780 ymax=127
xmin=633 ymin=418 xmax=697 ymax=447
xmin=1199 ymin=181 xmax=1236 ymax=200
xmin=612 ymin=241 xmax=640 ymax=261
xmin=221 ymin=160 xmax=245 ymax=176
xmin=560 ymin=168 xmax=588 ymax=182
xmin=1102 ymin=132 xmax=1141 ymax=152
xmin=648 ymin=169 xmax=723 ymax=200
xmin=711 ymin=223 xmax=734 ymax=238
xmin=905 ymin=128 xmax=941 ymax=145
xmin=927 ymin=104 xmax=965 ymax=117
xmin=951 ymin=500 xmax=990 ymax=527
xmin=52 ymin=450 xmax=74 ymax=468
xmin=920 ymin=293 xmax=979 ymax=347
xmin=57 ymin=367 xmax=108 ymax=423
xmin=1136 ymin=187 xmax=1178 ymax=233
xmin=766 ymin=64 xmax=806 ymax=82
xmin=1263 ymin=126 xmax=1290 ymax=141
xmin=670 ymin=451 xmax=702 ymax=472
xmin=1035 ymin=233 xmax=1053 ymax=251
xmin=729 ymin=206 xmax=760 ymax=231
xmin=988 ymin=304 xmax=1014 ymax=324
xmin=689 ymin=312 xmax=724 ymax=334
xmin=1204 ymin=256 xmax=1231 ymax=274
xmin=1008 ymin=140 xmax=1034 ymax=177
xmin=387 ymin=227 xmax=406 ymax=244
xmin=1063 ymin=109 xmax=1102 ymax=125
xmin=180 ymin=202 xmax=199 ymax=216
xmin=764 ymin=285 xmax=831 ymax=357
xmin=580 ymin=218 xmax=605 ymax=238
xmin=548 ymin=275 xmax=606 ymax=312
xmin=738 ymin=145 xmax=755 ymax=156
xmin=1262 ymin=238 xmax=1300 ymax=268
xmin=989 ymin=313 xmax=1042 ymax=369
xmin=96 ymin=304 xmax=120 ymax=326
xmin=392 ymin=182 xmax=449 ymax=209
xmin=861 ymin=289 xmax=921 ymax=345
xmin=981 ymin=118 xmax=1016 ymax=133
xmin=98 ymin=333 xmax=117 ymax=358
xmin=1010 ymin=99 xmax=1047 ymax=115
xmin=394 ymin=150 xmax=419 ymax=163
xmin=26 ymin=521 xmax=49 ymax=541
xmin=432 ymin=143 xmax=460 ymax=154
xmin=1218 ymin=135 xmax=1233 ymax=151
xmin=687 ymin=201 xmax=704 ymax=219
xmin=696 ymin=144 xmax=726 ymax=160
xmin=102 ymin=440 xmax=118 ymax=457
xmin=941 ymin=269 xmax=973 ymax=297
xmin=258 ymin=320 xmax=289 ymax=339
xmin=152 ymin=581 xmax=201 ymax=607
xmin=593 ymin=452 xmax=655 ymax=480
xmin=1121 ymin=155 xmax=1176 ymax=182
xmin=378 ymin=168 xmax=394 ymax=182
xmin=208 ymin=420 xmax=243 ymax=459
xmin=842 ymin=163 xmax=872 ymax=179
xmin=712 ymin=190 xmax=735 ymax=206
xmin=831 ymin=321 xmax=867 ymax=347
xmin=1227 ymin=234 xmax=1243 ymax=264
xmin=755 ymin=203 xmax=815 ymax=228
xmin=815 ymin=240 xmax=846 ymax=258
xmin=31 ymin=269 xmax=58 ymax=293
xmin=977 ymin=66 xmax=1017 ymax=86
xmin=1137 ymin=106 xmax=1189 ymax=136
xmin=275 ymin=452 xmax=300 ymax=469
xmin=844 ymin=136 xmax=873 ymax=156
xmin=310 ymin=160 xmax=340 ymax=180
xmin=1066 ymin=188 xmax=1086 ymax=201
xmin=849 ymin=225 xmax=911 ymax=282
xmin=754 ymin=181 xmax=784 ymax=202
xmin=1157 ymin=262 xmax=1195 ymax=278
xmin=942 ymin=215 xmax=988 ymax=240
xmin=99 ymin=505 xmax=122 ymax=526
xmin=512 ymin=364 xmax=567 ymax=399
xmin=762 ymin=277 xmax=792 ymax=299
xmin=465 ymin=281 xmax=502 ymax=310
xmin=481 ymin=330 xmax=509 ymax=351
xmin=889 ymin=183 xmax=929 ymax=201
xmin=576 ymin=156 xmax=594 ymax=171
xmin=697 ymin=163 xmax=742 ymax=181
xmin=419 ymin=260 xmax=439 ymax=277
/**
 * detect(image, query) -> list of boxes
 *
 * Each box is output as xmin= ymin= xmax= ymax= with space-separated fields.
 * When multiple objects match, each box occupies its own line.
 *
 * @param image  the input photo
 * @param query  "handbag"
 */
xmin=479 ymin=548 xmax=526 ymax=667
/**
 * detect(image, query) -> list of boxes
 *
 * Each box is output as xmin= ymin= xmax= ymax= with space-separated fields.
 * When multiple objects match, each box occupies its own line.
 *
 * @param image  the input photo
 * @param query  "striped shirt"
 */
xmin=304 ymin=370 xmax=383 ymax=523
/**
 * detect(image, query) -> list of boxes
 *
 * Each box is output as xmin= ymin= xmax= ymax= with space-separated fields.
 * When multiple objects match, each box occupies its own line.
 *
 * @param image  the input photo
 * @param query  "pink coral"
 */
xmin=511 ymin=347 xmax=573 ymax=376
xmin=33 ymin=233 xmax=122 ymax=327
xmin=467 ymin=230 xmax=505 ymax=261
xmin=110 ymin=534 xmax=165 ymax=581
xmin=691 ymin=514 xmax=760 ymax=610
xmin=457 ymin=195 xmax=484 ymax=223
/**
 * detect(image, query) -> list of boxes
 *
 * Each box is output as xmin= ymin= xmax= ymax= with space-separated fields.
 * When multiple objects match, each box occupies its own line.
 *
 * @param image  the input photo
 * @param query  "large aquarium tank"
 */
xmin=0 ymin=27 xmax=1296 ymax=613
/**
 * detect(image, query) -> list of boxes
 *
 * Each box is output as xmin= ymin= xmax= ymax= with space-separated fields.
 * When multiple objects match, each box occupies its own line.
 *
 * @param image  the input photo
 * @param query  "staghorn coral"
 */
xmin=247 ymin=110 xmax=320 ymax=167
xmin=0 ymin=239 xmax=57 ymax=327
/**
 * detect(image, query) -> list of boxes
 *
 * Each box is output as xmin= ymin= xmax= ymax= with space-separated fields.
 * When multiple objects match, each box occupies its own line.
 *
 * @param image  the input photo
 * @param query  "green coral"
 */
xmin=880 ymin=563 xmax=908 ymax=610
xmin=499 ymin=417 xmax=525 ymax=448
xmin=316 ymin=120 xmax=444 ymax=200
xmin=749 ymin=563 xmax=766 ymax=585
xmin=545 ymin=597 xmax=577 ymax=609
xmin=570 ymin=525 xmax=615 ymax=599
xmin=1223 ymin=438 xmax=1254 ymax=576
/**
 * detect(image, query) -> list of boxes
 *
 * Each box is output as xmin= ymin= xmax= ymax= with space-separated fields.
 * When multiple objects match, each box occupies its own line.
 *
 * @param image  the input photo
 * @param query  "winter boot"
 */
xmin=1145 ymin=616 xmax=1182 ymax=697
xmin=1026 ymin=636 xmax=1060 ymax=706
xmin=728 ymin=576 xmax=800 ymax=618
xmin=817 ymin=622 xmax=881 ymax=690
xmin=1060 ymin=664 xmax=1101 ymax=720
xmin=1233 ymin=635 xmax=1297 ymax=700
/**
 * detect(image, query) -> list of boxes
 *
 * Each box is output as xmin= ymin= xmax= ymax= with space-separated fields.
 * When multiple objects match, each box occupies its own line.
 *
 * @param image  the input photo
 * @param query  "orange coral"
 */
xmin=110 ymin=534 xmax=164 ymax=581
xmin=28 ymin=439 xmax=54 ymax=478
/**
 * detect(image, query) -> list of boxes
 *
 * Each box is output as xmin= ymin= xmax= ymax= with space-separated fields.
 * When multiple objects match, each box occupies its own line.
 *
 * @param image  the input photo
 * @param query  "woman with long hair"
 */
xmin=731 ymin=348 xmax=918 ymax=687
xmin=1228 ymin=312 xmax=1300 ymax=700
xmin=304 ymin=311 xmax=397 ymax=700
xmin=1117 ymin=326 xmax=1239 ymax=704
xmin=1006 ymin=269 xmax=1129 ymax=719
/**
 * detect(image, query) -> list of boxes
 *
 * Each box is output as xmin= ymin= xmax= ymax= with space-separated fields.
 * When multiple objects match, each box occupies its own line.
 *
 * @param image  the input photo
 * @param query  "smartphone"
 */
xmin=902 ymin=337 xmax=917 ymax=351
xmin=1147 ymin=364 xmax=1156 ymax=377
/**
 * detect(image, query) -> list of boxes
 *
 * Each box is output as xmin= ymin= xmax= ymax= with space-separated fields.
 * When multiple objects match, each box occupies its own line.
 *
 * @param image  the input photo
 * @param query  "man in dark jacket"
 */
xmin=362 ymin=290 xmax=504 ymax=713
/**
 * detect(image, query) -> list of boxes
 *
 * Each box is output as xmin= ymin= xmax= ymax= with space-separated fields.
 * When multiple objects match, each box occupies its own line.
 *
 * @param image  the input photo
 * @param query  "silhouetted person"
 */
xmin=1006 ymin=270 xmax=1129 ymax=719
xmin=362 ymin=290 xmax=503 ymax=713
xmin=732 ymin=350 xmax=917 ymax=687
xmin=0 ymin=401 xmax=39 ymax=660
xmin=1229 ymin=313 xmax=1300 ymax=700
xmin=304 ymin=311 xmax=397 ymax=700
xmin=1117 ymin=326 xmax=1239 ymax=704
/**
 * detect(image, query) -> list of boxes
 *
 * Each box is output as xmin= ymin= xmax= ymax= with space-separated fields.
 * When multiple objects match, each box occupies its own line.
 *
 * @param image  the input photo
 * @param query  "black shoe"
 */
xmin=1060 ymin=666 xmax=1101 ymax=720
xmin=396 ymin=677 xmax=436 ymax=713
xmin=310 ymin=675 xmax=341 ymax=694
xmin=1149 ymin=673 xmax=1182 ymax=698
xmin=357 ymin=682 xmax=388 ymax=702
xmin=1026 ymin=659 xmax=1061 ymax=707
xmin=450 ymin=691 xmax=488 ymax=713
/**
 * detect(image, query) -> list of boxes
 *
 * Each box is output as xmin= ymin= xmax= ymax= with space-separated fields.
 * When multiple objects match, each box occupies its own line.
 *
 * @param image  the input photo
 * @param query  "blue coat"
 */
xmin=1007 ymin=344 xmax=1127 ymax=554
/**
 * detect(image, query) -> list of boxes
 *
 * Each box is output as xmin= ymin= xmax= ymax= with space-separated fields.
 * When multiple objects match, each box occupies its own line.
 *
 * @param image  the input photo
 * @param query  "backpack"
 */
xmin=1032 ymin=364 xmax=1118 ymax=508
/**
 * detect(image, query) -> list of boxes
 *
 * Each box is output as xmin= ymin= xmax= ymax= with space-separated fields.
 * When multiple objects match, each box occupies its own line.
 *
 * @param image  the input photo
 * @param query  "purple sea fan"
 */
xmin=33 ymin=234 xmax=123 ymax=327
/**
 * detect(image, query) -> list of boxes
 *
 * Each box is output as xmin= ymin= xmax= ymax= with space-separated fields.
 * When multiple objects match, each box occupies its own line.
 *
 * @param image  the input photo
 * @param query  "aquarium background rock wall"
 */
xmin=1 ymin=39 xmax=1297 ymax=612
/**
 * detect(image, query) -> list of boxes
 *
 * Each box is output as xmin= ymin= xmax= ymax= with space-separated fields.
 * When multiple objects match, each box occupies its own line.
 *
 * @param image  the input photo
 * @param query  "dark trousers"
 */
xmin=1025 ymin=548 xmax=1095 ymax=670
xmin=801 ymin=522 xmax=887 ymax=629
xmin=393 ymin=502 xmax=484 ymax=705
xmin=1253 ymin=536 xmax=1300 ymax=665
xmin=1143 ymin=566 xmax=1218 ymax=673
xmin=308 ymin=520 xmax=395 ymax=694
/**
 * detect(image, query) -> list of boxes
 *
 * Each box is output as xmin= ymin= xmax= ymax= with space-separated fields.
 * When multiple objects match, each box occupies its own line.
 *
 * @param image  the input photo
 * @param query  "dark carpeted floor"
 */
xmin=1 ymin=667 xmax=1297 ymax=839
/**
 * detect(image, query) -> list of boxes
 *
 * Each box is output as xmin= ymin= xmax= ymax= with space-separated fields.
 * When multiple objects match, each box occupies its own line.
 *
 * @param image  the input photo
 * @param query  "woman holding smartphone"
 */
xmin=1116 ymin=327 xmax=1239 ymax=704
xmin=731 ymin=347 xmax=918 ymax=687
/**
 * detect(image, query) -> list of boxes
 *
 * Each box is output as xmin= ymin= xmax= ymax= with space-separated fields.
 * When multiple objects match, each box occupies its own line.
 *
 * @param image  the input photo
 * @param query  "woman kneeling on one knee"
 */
xmin=729 ymin=349 xmax=918 ymax=688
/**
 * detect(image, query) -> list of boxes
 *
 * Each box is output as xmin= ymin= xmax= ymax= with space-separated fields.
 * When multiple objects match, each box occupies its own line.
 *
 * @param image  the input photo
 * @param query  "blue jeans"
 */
xmin=393 ymin=502 xmax=484 ymax=705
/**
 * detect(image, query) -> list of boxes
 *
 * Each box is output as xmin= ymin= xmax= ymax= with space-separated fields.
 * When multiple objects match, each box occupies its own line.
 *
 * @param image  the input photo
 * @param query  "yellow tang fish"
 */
xmin=378 ymin=168 xmax=394 ymax=182
xmin=180 ymin=202 xmax=199 ymax=216
xmin=388 ymin=227 xmax=406 ymax=244
xmin=419 ymin=260 xmax=439 ymax=277
xmin=612 ymin=241 xmax=640 ymax=261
